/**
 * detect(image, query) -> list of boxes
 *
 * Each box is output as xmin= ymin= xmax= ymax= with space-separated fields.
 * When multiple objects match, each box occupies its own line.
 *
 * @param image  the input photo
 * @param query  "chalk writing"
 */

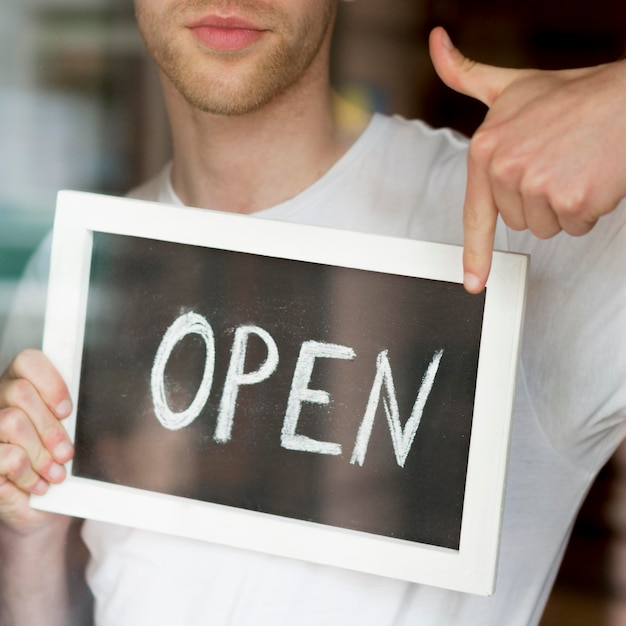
xmin=151 ymin=312 xmax=215 ymax=431
xmin=216 ymin=325 xmax=279 ymax=444
xmin=150 ymin=311 xmax=444 ymax=468
xmin=282 ymin=341 xmax=356 ymax=456
xmin=351 ymin=349 xmax=444 ymax=468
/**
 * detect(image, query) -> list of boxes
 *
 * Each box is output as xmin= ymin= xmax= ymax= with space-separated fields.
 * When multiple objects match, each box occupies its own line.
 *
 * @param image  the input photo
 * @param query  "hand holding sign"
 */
xmin=0 ymin=350 xmax=73 ymax=534
xmin=429 ymin=26 xmax=626 ymax=293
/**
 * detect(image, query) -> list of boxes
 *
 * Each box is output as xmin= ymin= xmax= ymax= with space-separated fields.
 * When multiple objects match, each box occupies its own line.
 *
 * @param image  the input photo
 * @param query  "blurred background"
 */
xmin=0 ymin=0 xmax=624 ymax=624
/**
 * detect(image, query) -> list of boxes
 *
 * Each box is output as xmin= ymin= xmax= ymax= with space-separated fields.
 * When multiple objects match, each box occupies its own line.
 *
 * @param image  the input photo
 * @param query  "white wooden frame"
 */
xmin=32 ymin=190 xmax=528 ymax=596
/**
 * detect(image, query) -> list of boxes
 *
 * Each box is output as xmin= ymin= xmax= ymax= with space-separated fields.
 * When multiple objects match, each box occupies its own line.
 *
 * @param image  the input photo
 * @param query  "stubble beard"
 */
xmin=138 ymin=1 xmax=336 ymax=117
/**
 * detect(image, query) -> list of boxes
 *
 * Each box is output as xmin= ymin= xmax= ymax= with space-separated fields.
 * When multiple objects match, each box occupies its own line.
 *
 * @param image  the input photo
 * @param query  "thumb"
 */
xmin=428 ymin=26 xmax=524 ymax=107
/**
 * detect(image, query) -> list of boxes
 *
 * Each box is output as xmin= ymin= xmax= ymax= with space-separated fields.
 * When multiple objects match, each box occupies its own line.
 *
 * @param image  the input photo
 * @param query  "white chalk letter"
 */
xmin=151 ymin=312 xmax=216 ymax=431
xmin=282 ymin=341 xmax=356 ymax=456
xmin=215 ymin=325 xmax=279 ymax=444
xmin=351 ymin=349 xmax=444 ymax=468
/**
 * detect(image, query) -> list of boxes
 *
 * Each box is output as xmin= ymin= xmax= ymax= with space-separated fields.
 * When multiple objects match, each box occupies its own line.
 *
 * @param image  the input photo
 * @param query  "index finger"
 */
xmin=463 ymin=154 xmax=499 ymax=293
xmin=5 ymin=350 xmax=72 ymax=419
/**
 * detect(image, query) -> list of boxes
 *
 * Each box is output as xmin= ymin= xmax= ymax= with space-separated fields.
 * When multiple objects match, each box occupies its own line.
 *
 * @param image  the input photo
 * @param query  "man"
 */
xmin=0 ymin=1 xmax=624 ymax=624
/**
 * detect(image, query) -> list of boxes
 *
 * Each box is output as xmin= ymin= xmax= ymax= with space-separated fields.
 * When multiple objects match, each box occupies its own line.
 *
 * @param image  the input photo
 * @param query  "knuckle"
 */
xmin=31 ymin=445 xmax=55 ymax=475
xmin=490 ymin=154 xmax=524 ymax=186
xmin=11 ymin=349 xmax=40 ymax=375
xmin=551 ymin=190 xmax=588 ymax=218
xmin=0 ymin=407 xmax=29 ymax=440
xmin=464 ymin=200 xmax=498 ymax=238
xmin=463 ymin=203 xmax=482 ymax=230
xmin=463 ymin=247 xmax=482 ymax=266
xmin=460 ymin=57 xmax=479 ymax=74
xmin=520 ymin=170 xmax=550 ymax=199
xmin=2 ymin=445 xmax=31 ymax=479
xmin=40 ymin=422 xmax=66 ymax=451
xmin=541 ymin=176 xmax=593 ymax=218
xmin=5 ymin=377 xmax=35 ymax=408
xmin=469 ymin=128 xmax=498 ymax=165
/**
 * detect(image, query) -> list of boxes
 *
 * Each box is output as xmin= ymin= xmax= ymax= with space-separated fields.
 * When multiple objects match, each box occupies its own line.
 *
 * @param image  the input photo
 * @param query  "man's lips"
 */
xmin=187 ymin=15 xmax=268 ymax=52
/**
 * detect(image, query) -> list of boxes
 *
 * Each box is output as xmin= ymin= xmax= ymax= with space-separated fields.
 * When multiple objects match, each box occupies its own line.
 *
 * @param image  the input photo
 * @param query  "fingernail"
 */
xmin=53 ymin=441 xmax=73 ymax=461
xmin=464 ymin=273 xmax=483 ymax=293
xmin=55 ymin=399 xmax=72 ymax=417
xmin=442 ymin=30 xmax=454 ymax=50
xmin=33 ymin=479 xmax=49 ymax=495
xmin=48 ymin=463 xmax=65 ymax=481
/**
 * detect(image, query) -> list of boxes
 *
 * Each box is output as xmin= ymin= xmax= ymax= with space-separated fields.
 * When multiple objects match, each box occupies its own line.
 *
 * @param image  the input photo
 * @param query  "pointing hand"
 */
xmin=429 ymin=26 xmax=626 ymax=292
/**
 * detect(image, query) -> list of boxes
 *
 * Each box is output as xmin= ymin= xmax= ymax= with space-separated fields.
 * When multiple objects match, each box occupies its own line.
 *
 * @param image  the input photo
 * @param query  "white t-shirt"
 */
xmin=2 ymin=113 xmax=625 ymax=626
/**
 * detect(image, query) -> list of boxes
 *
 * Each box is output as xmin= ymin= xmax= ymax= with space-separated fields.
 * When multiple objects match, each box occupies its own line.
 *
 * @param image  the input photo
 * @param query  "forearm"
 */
xmin=0 ymin=514 xmax=78 ymax=626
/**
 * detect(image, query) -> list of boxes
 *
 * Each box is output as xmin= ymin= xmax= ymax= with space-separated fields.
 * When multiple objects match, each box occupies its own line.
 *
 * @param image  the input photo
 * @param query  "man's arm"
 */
xmin=1 ymin=516 xmax=73 ymax=625
xmin=429 ymin=26 xmax=626 ymax=292
xmin=0 ymin=350 xmax=88 ymax=625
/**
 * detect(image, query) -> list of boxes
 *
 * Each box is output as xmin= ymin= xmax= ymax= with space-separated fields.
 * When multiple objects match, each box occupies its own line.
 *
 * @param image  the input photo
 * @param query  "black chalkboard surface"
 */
xmin=74 ymin=231 xmax=485 ymax=550
xmin=35 ymin=191 xmax=528 ymax=595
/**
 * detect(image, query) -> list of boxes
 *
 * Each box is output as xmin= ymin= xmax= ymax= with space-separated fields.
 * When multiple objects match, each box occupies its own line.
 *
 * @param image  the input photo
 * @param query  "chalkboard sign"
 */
xmin=34 ymin=190 xmax=528 ymax=596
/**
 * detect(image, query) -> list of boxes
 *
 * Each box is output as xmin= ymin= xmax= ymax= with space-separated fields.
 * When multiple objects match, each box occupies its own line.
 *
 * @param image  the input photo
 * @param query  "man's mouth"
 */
xmin=187 ymin=15 xmax=268 ymax=52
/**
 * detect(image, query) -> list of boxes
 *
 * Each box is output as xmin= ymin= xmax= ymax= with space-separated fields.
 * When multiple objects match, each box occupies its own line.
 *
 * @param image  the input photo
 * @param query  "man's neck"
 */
xmin=162 ymin=71 xmax=369 ymax=214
